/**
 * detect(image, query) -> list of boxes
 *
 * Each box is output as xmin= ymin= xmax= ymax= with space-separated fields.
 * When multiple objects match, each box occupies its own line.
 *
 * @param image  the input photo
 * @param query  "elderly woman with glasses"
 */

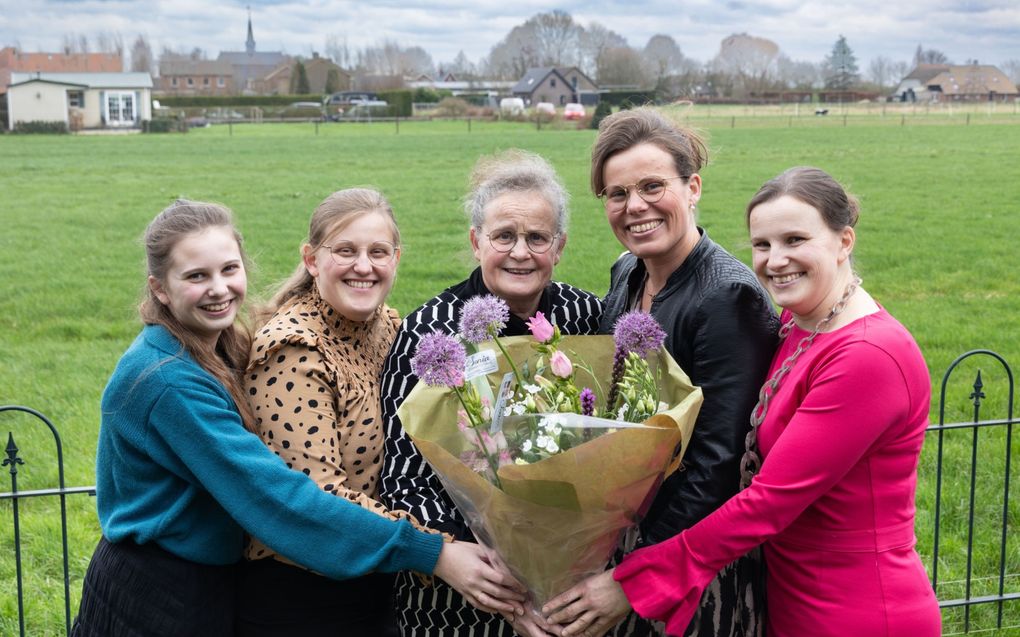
xmin=380 ymin=149 xmax=603 ymax=636
xmin=543 ymin=108 xmax=780 ymax=637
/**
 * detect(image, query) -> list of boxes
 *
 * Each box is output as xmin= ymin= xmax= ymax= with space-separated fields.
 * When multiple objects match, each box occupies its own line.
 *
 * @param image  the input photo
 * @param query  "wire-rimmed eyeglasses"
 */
xmin=322 ymin=241 xmax=399 ymax=267
xmin=485 ymin=229 xmax=560 ymax=254
xmin=597 ymin=175 xmax=687 ymax=213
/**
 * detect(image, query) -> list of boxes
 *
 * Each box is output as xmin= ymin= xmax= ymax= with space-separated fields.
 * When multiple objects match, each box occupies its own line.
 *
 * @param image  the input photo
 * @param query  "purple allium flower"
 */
xmin=411 ymin=331 xmax=466 ymax=387
xmin=613 ymin=311 xmax=666 ymax=358
xmin=459 ymin=295 xmax=510 ymax=343
xmin=580 ymin=387 xmax=596 ymax=416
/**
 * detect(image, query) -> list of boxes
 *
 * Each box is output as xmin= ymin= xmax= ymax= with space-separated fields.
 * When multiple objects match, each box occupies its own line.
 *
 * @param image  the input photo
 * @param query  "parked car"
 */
xmin=534 ymin=102 xmax=556 ymax=115
xmin=563 ymin=103 xmax=585 ymax=120
xmin=499 ymin=97 xmax=525 ymax=116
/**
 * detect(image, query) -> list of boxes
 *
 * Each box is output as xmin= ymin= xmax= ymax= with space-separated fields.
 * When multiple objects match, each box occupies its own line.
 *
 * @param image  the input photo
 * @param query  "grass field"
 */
xmin=2 ymin=112 xmax=1019 ymax=634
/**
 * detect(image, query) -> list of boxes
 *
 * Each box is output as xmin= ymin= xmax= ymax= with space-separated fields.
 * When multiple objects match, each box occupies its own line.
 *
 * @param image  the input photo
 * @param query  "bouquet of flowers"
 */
xmin=401 ymin=296 xmax=702 ymax=606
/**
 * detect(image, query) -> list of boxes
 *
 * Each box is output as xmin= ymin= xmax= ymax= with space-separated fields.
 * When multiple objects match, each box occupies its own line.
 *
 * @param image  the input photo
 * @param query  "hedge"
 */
xmin=157 ymin=94 xmax=324 ymax=108
xmin=13 ymin=120 xmax=69 ymax=134
xmin=376 ymin=89 xmax=412 ymax=117
xmin=599 ymin=90 xmax=657 ymax=107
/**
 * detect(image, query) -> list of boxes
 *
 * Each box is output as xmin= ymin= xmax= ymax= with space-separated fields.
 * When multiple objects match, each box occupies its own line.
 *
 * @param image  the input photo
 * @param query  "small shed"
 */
xmin=6 ymin=72 xmax=153 ymax=131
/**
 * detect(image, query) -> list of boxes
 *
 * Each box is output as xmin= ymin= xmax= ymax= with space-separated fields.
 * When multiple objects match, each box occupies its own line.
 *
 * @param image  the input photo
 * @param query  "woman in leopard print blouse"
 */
xmin=235 ymin=189 xmax=526 ymax=637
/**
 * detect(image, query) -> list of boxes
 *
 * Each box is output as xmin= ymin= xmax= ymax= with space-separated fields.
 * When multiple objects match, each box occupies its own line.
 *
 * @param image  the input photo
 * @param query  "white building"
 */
xmin=7 ymin=72 xmax=153 ymax=131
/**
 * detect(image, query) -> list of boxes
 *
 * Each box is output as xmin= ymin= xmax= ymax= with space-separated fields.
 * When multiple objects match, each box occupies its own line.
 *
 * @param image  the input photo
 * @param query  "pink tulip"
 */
xmin=527 ymin=311 xmax=555 ymax=343
xmin=550 ymin=351 xmax=573 ymax=378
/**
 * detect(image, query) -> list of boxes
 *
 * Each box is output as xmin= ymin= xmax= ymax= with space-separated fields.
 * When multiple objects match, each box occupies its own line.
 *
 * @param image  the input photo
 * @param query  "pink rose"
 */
xmin=550 ymin=351 xmax=573 ymax=378
xmin=527 ymin=311 xmax=555 ymax=343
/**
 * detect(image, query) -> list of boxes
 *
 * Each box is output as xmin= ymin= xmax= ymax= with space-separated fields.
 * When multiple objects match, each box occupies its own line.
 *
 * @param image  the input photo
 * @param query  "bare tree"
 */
xmin=643 ymin=34 xmax=685 ymax=82
xmin=486 ymin=11 xmax=583 ymax=79
xmin=867 ymin=56 xmax=895 ymax=89
xmin=130 ymin=35 xmax=154 ymax=74
xmin=775 ymin=55 xmax=821 ymax=90
xmin=711 ymin=33 xmax=780 ymax=97
xmin=441 ymin=50 xmax=477 ymax=78
xmin=1002 ymin=59 xmax=1020 ymax=85
xmin=95 ymin=31 xmax=124 ymax=56
xmin=325 ymin=34 xmax=351 ymax=68
xmin=579 ymin=22 xmax=628 ymax=79
xmin=62 ymin=32 xmax=89 ymax=54
xmin=914 ymin=45 xmax=950 ymax=65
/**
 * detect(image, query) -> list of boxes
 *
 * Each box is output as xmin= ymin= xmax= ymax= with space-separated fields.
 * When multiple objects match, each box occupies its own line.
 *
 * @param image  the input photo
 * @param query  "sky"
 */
xmin=2 ymin=0 xmax=1019 ymax=70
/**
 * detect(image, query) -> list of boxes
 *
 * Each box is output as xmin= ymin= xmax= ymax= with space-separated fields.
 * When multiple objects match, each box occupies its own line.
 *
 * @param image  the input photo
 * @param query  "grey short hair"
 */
xmin=464 ymin=149 xmax=569 ymax=233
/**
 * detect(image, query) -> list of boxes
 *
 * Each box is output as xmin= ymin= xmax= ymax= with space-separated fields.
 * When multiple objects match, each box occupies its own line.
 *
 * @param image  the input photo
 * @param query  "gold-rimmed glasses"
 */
xmin=597 ymin=176 xmax=687 ymax=213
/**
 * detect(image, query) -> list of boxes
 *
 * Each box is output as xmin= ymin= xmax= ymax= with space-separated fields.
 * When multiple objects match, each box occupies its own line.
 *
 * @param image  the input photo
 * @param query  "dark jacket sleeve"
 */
xmin=640 ymin=282 xmax=778 ymax=544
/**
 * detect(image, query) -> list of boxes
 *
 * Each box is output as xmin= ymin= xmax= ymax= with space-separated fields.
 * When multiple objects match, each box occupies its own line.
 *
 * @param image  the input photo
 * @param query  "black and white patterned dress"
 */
xmin=380 ymin=267 xmax=603 ymax=636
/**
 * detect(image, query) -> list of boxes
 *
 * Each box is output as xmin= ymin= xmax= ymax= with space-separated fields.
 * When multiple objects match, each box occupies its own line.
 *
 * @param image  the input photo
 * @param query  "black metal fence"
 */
xmin=2 ymin=349 xmax=1018 ymax=635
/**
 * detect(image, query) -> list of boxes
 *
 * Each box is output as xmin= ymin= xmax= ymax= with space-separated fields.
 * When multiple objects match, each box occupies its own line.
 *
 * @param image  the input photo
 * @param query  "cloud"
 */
xmin=1 ymin=0 xmax=1017 ymax=67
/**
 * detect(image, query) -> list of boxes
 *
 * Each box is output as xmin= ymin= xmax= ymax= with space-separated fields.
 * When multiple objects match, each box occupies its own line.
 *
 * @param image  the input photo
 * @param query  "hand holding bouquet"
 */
xmin=401 ymin=296 xmax=702 ymax=607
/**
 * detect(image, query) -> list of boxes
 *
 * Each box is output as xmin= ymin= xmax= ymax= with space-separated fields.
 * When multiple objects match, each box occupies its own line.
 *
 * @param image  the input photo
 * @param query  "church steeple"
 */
xmin=245 ymin=6 xmax=256 ymax=55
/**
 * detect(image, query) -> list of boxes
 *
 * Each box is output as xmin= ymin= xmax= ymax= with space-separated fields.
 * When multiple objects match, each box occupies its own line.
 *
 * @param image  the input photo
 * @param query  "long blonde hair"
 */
xmin=140 ymin=199 xmax=257 ymax=432
xmin=258 ymin=188 xmax=400 ymax=323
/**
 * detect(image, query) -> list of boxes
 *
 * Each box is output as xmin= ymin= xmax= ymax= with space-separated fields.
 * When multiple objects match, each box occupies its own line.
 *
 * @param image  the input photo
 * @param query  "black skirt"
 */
xmin=235 ymin=557 xmax=399 ymax=637
xmin=71 ymin=536 xmax=237 ymax=637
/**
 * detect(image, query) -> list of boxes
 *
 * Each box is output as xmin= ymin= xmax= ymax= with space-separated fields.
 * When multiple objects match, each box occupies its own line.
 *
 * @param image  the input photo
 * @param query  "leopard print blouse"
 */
xmin=243 ymin=287 xmax=432 ymax=564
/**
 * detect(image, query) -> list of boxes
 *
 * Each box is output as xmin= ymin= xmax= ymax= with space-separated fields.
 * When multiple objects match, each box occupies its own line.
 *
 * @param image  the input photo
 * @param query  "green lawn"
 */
xmin=2 ymin=116 xmax=1019 ymax=634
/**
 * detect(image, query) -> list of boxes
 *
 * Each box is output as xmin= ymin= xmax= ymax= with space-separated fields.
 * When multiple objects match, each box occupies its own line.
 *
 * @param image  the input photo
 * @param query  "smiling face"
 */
xmin=749 ymin=194 xmax=855 ymax=326
xmin=470 ymin=190 xmax=564 ymax=318
xmin=149 ymin=226 xmax=247 ymax=347
xmin=303 ymin=211 xmax=400 ymax=322
xmin=601 ymin=142 xmax=701 ymax=275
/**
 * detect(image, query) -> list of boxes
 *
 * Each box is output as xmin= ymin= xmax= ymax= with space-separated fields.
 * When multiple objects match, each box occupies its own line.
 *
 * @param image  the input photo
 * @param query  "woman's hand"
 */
xmin=433 ymin=541 xmax=527 ymax=616
xmin=542 ymin=569 xmax=631 ymax=636
xmin=504 ymin=601 xmax=563 ymax=637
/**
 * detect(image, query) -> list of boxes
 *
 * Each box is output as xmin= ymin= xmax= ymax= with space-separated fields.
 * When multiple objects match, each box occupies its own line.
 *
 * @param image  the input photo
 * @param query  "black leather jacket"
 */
xmin=600 ymin=228 xmax=779 ymax=545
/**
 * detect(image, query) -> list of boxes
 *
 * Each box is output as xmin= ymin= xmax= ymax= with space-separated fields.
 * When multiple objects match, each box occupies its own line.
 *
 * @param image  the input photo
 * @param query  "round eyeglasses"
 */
xmin=322 ymin=241 xmax=399 ymax=267
xmin=486 ymin=229 xmax=560 ymax=254
xmin=597 ymin=176 xmax=687 ymax=213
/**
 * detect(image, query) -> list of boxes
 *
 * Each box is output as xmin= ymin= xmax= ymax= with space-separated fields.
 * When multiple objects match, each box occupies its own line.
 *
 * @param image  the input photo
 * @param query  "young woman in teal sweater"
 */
xmin=71 ymin=199 xmax=524 ymax=636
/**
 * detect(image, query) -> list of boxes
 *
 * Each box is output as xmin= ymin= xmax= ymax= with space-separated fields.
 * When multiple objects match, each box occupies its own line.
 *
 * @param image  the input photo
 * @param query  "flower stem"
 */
xmin=453 ymin=387 xmax=502 ymax=488
xmin=490 ymin=328 xmax=526 ymax=389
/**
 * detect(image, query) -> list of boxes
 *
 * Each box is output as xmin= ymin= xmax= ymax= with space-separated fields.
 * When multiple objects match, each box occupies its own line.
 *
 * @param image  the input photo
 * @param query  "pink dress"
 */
xmin=614 ymin=308 xmax=941 ymax=637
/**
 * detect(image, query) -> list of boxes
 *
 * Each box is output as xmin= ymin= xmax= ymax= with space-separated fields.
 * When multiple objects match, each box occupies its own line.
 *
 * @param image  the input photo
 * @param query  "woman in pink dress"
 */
xmin=544 ymin=166 xmax=942 ymax=637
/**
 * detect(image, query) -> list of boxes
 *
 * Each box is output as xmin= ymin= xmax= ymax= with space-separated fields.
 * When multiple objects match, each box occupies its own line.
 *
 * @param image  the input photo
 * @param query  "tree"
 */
xmin=324 ymin=34 xmax=351 ymax=69
xmin=291 ymin=60 xmax=310 ymax=94
xmin=1002 ymin=59 xmax=1020 ymax=85
xmin=485 ymin=11 xmax=583 ymax=79
xmin=914 ymin=45 xmax=949 ymax=65
xmin=130 ymin=35 xmax=154 ymax=75
xmin=643 ymin=34 xmax=686 ymax=83
xmin=711 ymin=33 xmax=780 ymax=97
xmin=775 ymin=55 xmax=821 ymax=90
xmin=867 ymin=55 xmax=895 ymax=89
xmin=597 ymin=46 xmax=648 ymax=88
xmin=579 ymin=23 xmax=629 ymax=80
xmin=590 ymin=100 xmax=612 ymax=129
xmin=324 ymin=68 xmax=342 ymax=94
xmin=824 ymin=35 xmax=859 ymax=90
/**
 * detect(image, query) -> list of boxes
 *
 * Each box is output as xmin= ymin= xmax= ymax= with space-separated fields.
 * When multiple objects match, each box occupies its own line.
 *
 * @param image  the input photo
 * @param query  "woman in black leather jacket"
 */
xmin=545 ymin=108 xmax=779 ymax=637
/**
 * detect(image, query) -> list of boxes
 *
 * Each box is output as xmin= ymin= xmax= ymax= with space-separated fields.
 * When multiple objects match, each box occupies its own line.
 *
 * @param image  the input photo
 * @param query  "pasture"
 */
xmin=2 ymin=112 xmax=1019 ymax=634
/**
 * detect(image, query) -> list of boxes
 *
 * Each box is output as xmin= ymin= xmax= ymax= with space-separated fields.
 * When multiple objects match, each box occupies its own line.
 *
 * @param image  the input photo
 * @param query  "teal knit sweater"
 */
xmin=96 ymin=324 xmax=442 ymax=579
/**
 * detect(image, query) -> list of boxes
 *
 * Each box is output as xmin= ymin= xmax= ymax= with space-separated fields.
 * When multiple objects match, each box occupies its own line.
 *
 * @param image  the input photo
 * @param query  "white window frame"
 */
xmin=104 ymin=91 xmax=137 ymax=126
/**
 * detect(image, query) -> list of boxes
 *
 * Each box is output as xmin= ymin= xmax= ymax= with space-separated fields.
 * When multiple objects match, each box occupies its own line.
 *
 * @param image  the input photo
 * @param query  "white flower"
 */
xmin=546 ymin=440 xmax=560 ymax=453
xmin=616 ymin=405 xmax=628 ymax=421
xmin=524 ymin=383 xmax=541 ymax=394
xmin=536 ymin=435 xmax=550 ymax=449
xmin=515 ymin=457 xmax=530 ymax=465
xmin=522 ymin=439 xmax=533 ymax=452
